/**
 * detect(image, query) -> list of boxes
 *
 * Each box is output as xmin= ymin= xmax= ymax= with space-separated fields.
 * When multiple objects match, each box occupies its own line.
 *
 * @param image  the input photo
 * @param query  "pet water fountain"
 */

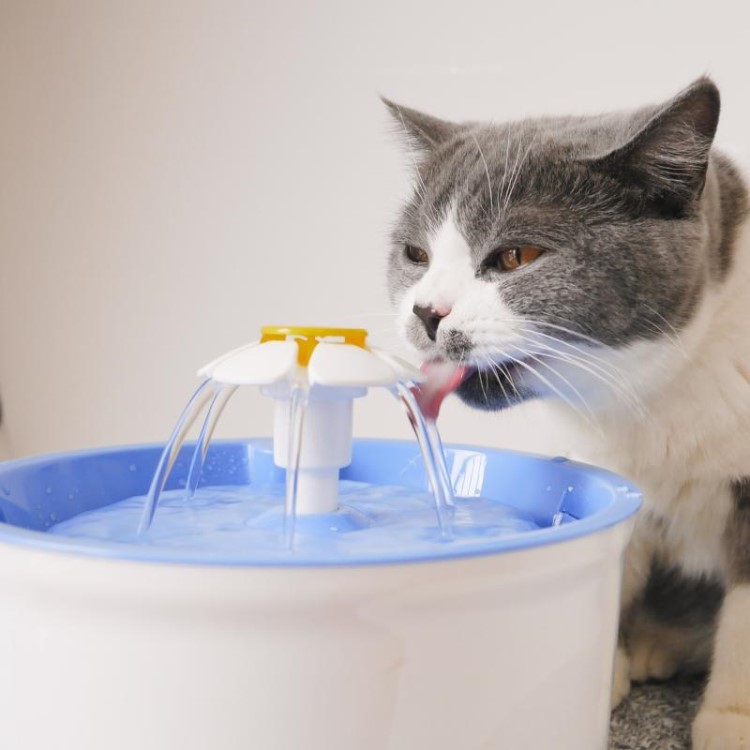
xmin=0 ymin=326 xmax=640 ymax=750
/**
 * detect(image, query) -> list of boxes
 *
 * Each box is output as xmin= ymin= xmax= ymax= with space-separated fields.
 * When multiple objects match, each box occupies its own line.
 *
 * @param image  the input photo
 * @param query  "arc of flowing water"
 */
xmin=138 ymin=329 xmax=446 ymax=543
xmin=425 ymin=419 xmax=455 ymax=509
xmin=393 ymin=382 xmax=454 ymax=538
xmin=137 ymin=379 xmax=214 ymax=534
xmin=282 ymin=383 xmax=310 ymax=549
xmin=184 ymin=385 xmax=239 ymax=499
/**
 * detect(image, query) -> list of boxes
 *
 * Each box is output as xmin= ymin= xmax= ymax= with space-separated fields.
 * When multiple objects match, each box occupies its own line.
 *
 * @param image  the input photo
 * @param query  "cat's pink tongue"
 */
xmin=413 ymin=360 xmax=470 ymax=421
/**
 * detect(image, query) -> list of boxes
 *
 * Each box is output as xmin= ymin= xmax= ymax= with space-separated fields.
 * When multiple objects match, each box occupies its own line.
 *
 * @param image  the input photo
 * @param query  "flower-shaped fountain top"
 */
xmin=139 ymin=326 xmax=446 ymax=541
xmin=199 ymin=326 xmax=423 ymax=388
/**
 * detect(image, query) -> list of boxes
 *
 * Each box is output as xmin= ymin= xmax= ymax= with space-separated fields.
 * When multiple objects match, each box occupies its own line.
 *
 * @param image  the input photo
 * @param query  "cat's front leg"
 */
xmin=693 ymin=482 xmax=750 ymax=750
xmin=692 ymin=585 xmax=750 ymax=749
xmin=611 ymin=517 xmax=658 ymax=709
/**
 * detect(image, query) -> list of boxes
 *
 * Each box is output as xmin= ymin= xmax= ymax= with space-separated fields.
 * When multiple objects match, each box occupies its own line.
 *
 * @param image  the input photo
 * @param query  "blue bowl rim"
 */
xmin=0 ymin=439 xmax=642 ymax=568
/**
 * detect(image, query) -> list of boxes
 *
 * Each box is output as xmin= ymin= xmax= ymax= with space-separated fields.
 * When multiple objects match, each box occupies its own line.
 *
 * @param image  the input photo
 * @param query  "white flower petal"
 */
xmin=308 ymin=343 xmax=398 ymax=387
xmin=211 ymin=340 xmax=299 ymax=385
xmin=197 ymin=341 xmax=260 ymax=378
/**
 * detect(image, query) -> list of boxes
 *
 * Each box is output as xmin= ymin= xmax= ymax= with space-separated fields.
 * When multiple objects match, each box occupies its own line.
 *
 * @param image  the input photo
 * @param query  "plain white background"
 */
xmin=1 ymin=0 xmax=748 ymax=460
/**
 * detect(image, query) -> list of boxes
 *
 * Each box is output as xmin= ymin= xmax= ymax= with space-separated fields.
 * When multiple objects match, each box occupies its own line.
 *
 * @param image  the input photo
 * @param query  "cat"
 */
xmin=384 ymin=78 xmax=750 ymax=749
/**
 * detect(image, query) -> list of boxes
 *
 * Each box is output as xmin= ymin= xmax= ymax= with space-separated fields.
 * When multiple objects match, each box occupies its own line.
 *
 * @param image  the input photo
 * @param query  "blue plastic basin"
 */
xmin=0 ymin=439 xmax=641 ymax=566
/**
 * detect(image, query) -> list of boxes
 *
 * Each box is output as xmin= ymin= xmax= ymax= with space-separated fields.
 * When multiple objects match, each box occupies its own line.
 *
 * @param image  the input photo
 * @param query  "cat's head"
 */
xmin=385 ymin=78 xmax=743 ymax=415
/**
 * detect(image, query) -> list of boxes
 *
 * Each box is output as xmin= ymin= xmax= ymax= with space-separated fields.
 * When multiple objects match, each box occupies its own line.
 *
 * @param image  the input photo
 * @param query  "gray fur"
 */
xmin=728 ymin=479 xmax=750 ymax=584
xmin=641 ymin=565 xmax=724 ymax=630
xmin=385 ymin=79 xmax=749 ymax=411
xmin=621 ymin=565 xmax=723 ymax=679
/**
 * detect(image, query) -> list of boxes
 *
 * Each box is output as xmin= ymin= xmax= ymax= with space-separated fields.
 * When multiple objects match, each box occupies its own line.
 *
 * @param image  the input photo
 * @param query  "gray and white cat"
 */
xmin=384 ymin=78 xmax=750 ymax=749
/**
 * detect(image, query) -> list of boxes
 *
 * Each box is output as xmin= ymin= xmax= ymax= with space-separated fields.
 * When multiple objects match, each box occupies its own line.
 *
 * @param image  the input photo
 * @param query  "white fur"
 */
xmin=563 ymin=219 xmax=750 ymax=580
xmin=693 ymin=585 xmax=750 ymax=749
xmin=411 ymin=212 xmax=477 ymax=312
xmin=398 ymin=211 xmax=529 ymax=364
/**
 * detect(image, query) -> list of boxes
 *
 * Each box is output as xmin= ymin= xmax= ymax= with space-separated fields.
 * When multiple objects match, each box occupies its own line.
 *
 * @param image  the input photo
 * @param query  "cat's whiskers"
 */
xmin=477 ymin=339 xmax=640 ymax=417
xmin=483 ymin=345 xmax=600 ymax=432
xmin=391 ymin=106 xmax=445 ymax=231
xmin=499 ymin=128 xmax=512 ymax=212
xmin=501 ymin=318 xmax=642 ymax=395
xmin=516 ymin=329 xmax=644 ymax=410
xmin=471 ymin=132 xmax=495 ymax=216
xmin=520 ymin=309 xmax=686 ymax=380
xmin=517 ymin=334 xmax=647 ymax=418
xmin=478 ymin=368 xmax=489 ymax=405
xmin=640 ymin=302 xmax=689 ymax=359
xmin=502 ymin=128 xmax=538 ymax=214
xmin=465 ymin=317 xmax=646 ymax=417
xmin=512 ymin=344 xmax=602 ymax=430
xmin=473 ymin=349 xmax=514 ymax=403
xmin=500 ymin=127 xmax=524 ymax=211
xmin=469 ymin=318 xmax=629 ymax=383
xmin=393 ymin=107 xmax=428 ymax=198
xmin=485 ymin=359 xmax=514 ymax=404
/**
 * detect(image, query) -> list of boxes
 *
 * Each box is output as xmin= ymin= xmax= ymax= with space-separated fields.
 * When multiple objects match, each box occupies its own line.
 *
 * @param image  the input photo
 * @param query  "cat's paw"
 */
xmin=693 ymin=707 xmax=750 ymax=750
xmin=611 ymin=646 xmax=631 ymax=710
xmin=627 ymin=631 xmax=680 ymax=682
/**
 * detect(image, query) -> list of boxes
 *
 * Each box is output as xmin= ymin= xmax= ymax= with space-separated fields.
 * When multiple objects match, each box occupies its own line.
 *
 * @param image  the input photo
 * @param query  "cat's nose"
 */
xmin=413 ymin=304 xmax=450 ymax=341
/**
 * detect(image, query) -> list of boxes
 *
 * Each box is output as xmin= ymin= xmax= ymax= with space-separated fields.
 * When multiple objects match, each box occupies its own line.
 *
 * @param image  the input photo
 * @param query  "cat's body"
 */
xmin=385 ymin=80 xmax=750 ymax=749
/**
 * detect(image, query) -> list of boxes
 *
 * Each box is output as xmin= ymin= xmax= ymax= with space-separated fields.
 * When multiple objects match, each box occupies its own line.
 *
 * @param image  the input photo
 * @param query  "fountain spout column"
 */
xmin=269 ymin=385 xmax=366 ymax=515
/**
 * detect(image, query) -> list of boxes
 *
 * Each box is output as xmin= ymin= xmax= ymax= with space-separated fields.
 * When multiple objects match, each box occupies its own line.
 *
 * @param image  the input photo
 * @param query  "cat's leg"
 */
xmin=627 ymin=612 xmax=715 ymax=682
xmin=692 ymin=586 xmax=750 ymax=749
xmin=611 ymin=519 xmax=658 ymax=709
xmin=693 ymin=483 xmax=750 ymax=750
xmin=627 ymin=565 xmax=721 ymax=683
xmin=611 ymin=645 xmax=631 ymax=709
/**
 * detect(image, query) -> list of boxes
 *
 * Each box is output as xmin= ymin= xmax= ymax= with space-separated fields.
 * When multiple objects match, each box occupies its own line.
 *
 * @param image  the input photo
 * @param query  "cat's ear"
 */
xmin=588 ymin=77 xmax=720 ymax=214
xmin=381 ymin=97 xmax=459 ymax=152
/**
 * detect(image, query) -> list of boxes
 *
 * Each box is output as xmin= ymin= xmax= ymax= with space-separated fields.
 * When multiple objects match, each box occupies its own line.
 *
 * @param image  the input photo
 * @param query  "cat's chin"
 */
xmin=455 ymin=365 xmax=535 ymax=411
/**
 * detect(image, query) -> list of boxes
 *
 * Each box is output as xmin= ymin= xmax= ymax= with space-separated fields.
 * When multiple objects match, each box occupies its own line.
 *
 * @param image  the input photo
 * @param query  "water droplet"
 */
xmin=128 ymin=464 xmax=137 ymax=473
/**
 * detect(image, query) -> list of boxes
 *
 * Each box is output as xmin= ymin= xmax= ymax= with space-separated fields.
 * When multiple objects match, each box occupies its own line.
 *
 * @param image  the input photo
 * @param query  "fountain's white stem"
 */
xmin=273 ymin=393 xmax=354 ymax=515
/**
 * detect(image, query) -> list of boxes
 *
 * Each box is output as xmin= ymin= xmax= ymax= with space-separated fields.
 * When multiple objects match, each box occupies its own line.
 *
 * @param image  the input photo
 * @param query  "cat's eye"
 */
xmin=404 ymin=245 xmax=429 ymax=265
xmin=493 ymin=245 xmax=543 ymax=272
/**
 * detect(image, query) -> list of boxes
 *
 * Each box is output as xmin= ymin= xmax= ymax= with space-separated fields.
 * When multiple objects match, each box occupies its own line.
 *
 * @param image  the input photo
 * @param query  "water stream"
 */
xmin=394 ymin=383 xmax=454 ymax=538
xmin=282 ymin=383 xmax=310 ymax=549
xmin=136 ymin=372 xmax=461 ymax=548
xmin=185 ymin=385 xmax=238 ymax=499
xmin=137 ymin=379 xmax=214 ymax=534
